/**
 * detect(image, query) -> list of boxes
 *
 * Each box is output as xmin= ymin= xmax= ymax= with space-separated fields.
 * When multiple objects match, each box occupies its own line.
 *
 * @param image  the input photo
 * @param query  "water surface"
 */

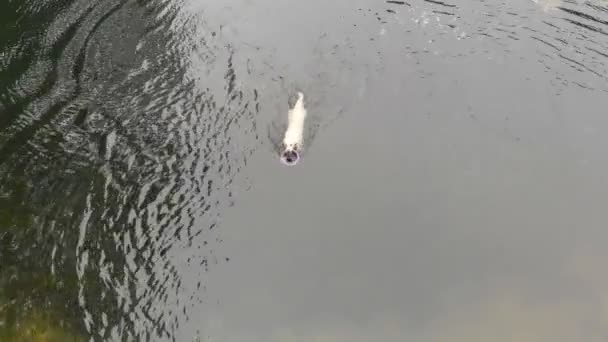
xmin=1 ymin=0 xmax=607 ymax=341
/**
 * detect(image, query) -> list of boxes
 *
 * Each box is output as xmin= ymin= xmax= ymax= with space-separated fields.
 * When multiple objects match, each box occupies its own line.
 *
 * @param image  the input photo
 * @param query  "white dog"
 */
xmin=280 ymin=92 xmax=307 ymax=166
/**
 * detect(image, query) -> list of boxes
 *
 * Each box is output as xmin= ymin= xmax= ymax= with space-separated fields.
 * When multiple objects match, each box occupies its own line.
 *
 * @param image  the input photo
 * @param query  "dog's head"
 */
xmin=280 ymin=143 xmax=300 ymax=166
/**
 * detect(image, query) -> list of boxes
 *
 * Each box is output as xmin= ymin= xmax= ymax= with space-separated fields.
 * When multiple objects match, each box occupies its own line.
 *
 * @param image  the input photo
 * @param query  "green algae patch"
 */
xmin=0 ymin=310 xmax=85 ymax=342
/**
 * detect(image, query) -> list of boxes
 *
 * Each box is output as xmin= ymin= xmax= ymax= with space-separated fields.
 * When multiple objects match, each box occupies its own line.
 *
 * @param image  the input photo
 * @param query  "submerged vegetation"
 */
xmin=0 ymin=194 xmax=85 ymax=342
xmin=0 ymin=310 xmax=85 ymax=342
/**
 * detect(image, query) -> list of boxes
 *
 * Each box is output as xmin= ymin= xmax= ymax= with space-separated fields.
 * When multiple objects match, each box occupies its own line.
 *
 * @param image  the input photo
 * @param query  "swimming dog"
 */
xmin=280 ymin=91 xmax=307 ymax=166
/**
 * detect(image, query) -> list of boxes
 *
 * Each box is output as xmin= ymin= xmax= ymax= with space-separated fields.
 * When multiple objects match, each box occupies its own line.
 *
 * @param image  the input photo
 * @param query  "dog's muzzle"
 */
xmin=280 ymin=149 xmax=300 ymax=166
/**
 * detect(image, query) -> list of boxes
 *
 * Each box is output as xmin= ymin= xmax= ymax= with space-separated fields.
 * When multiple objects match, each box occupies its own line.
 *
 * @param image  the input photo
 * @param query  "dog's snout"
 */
xmin=281 ymin=150 xmax=299 ymax=165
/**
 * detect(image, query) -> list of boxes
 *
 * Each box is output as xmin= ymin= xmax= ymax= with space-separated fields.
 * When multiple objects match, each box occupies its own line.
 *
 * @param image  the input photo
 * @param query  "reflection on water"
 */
xmin=0 ymin=0 xmax=607 ymax=340
xmin=1 ymin=0 xmax=261 ymax=339
xmin=373 ymin=0 xmax=608 ymax=92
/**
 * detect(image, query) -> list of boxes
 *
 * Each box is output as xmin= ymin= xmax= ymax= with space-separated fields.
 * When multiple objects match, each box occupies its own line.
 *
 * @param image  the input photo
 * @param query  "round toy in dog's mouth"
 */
xmin=280 ymin=150 xmax=300 ymax=166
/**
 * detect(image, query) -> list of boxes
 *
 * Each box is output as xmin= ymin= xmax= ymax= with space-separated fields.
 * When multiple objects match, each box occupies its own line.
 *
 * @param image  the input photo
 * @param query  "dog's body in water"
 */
xmin=280 ymin=92 xmax=307 ymax=166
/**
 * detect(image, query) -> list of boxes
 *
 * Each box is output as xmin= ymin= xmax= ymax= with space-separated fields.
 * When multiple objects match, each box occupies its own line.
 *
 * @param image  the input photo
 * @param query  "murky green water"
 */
xmin=1 ymin=0 xmax=607 ymax=341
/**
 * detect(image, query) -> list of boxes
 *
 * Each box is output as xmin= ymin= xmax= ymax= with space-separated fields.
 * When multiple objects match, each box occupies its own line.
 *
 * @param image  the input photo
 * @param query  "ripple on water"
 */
xmin=1 ymin=0 xmax=263 ymax=340
xmin=1 ymin=0 xmax=607 ymax=340
xmin=365 ymin=0 xmax=608 ymax=92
